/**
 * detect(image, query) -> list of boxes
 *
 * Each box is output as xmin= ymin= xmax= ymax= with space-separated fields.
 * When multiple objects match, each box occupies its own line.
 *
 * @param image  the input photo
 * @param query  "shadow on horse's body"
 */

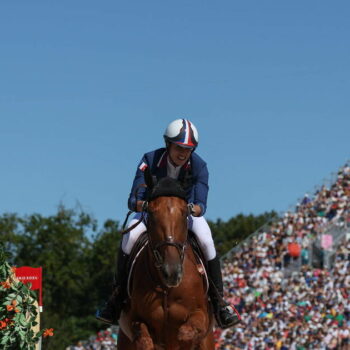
xmin=117 ymin=181 xmax=215 ymax=350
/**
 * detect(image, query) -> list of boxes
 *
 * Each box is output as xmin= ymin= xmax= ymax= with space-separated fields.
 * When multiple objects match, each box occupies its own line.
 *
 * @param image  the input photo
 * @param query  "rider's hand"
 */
xmin=193 ymin=204 xmax=202 ymax=217
xmin=188 ymin=203 xmax=202 ymax=217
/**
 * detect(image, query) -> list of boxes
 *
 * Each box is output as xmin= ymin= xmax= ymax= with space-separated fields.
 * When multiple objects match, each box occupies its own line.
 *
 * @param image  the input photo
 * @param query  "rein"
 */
xmin=121 ymin=211 xmax=145 ymax=235
xmin=121 ymin=184 xmax=147 ymax=235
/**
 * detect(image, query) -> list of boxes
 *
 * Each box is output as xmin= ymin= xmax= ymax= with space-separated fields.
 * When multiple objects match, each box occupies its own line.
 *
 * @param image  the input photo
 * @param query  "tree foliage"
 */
xmin=0 ymin=207 xmax=273 ymax=348
xmin=208 ymin=211 xmax=277 ymax=256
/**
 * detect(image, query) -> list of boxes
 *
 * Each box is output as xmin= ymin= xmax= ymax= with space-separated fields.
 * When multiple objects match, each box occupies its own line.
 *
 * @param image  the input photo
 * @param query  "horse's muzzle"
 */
xmin=161 ymin=262 xmax=183 ymax=287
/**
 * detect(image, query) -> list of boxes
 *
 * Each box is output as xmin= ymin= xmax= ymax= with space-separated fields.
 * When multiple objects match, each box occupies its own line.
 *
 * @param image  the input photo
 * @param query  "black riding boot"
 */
xmin=207 ymin=256 xmax=241 ymax=329
xmin=95 ymin=249 xmax=129 ymax=325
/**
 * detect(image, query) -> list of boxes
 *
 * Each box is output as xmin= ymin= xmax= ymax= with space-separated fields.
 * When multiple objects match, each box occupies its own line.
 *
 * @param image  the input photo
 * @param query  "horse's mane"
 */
xmin=149 ymin=177 xmax=187 ymax=202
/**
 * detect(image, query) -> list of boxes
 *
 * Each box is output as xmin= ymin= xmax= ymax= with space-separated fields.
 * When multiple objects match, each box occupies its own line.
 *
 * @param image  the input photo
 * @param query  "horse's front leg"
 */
xmin=178 ymin=309 xmax=208 ymax=345
xmin=132 ymin=321 xmax=155 ymax=350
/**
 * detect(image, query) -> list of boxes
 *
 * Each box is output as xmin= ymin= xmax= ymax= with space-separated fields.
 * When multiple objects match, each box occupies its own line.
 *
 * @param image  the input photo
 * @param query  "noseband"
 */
xmin=149 ymin=234 xmax=187 ymax=269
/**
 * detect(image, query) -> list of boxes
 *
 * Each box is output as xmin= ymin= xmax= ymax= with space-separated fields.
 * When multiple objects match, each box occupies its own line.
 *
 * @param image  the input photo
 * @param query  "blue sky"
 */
xmin=1 ymin=1 xmax=349 ymax=227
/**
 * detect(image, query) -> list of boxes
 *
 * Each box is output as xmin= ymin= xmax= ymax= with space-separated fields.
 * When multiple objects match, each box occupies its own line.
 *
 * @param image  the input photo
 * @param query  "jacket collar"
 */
xmin=155 ymin=150 xmax=191 ymax=179
xmin=156 ymin=150 xmax=168 ymax=168
xmin=157 ymin=150 xmax=191 ymax=169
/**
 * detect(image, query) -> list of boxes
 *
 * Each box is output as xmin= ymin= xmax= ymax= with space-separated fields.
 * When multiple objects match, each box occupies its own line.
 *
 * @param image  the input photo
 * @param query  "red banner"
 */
xmin=15 ymin=266 xmax=43 ymax=309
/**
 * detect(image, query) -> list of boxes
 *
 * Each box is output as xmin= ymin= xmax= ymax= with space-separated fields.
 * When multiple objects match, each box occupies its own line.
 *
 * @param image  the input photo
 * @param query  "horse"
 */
xmin=117 ymin=176 xmax=215 ymax=350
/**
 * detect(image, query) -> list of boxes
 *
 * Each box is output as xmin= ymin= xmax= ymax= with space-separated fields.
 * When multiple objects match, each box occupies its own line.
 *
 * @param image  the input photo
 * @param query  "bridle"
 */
xmin=147 ymin=229 xmax=187 ymax=270
xmin=145 ymin=198 xmax=190 ymax=270
xmin=121 ymin=181 xmax=193 ymax=272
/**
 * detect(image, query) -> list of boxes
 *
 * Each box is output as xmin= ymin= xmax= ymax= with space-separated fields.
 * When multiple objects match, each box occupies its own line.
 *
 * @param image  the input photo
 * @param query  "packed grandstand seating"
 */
xmin=217 ymin=163 xmax=350 ymax=349
xmin=71 ymin=163 xmax=350 ymax=349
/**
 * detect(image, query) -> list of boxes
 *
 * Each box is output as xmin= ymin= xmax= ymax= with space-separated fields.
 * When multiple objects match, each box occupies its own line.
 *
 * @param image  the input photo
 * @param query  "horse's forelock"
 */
xmin=149 ymin=177 xmax=187 ymax=202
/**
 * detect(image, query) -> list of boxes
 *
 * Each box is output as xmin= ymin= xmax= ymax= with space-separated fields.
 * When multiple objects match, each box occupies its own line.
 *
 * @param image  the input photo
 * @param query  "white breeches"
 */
xmin=121 ymin=213 xmax=217 ymax=261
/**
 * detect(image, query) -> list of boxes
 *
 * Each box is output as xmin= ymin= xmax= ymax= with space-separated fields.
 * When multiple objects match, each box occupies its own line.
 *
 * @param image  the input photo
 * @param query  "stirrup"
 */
xmin=215 ymin=304 xmax=241 ymax=329
xmin=95 ymin=309 xmax=115 ymax=325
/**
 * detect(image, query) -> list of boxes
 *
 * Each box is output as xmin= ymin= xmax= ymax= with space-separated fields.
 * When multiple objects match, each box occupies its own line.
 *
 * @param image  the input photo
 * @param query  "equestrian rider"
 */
xmin=96 ymin=118 xmax=239 ymax=329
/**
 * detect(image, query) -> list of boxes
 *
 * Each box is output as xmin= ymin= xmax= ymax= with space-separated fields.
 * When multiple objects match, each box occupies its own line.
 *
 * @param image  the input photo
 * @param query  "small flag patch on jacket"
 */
xmin=139 ymin=162 xmax=148 ymax=171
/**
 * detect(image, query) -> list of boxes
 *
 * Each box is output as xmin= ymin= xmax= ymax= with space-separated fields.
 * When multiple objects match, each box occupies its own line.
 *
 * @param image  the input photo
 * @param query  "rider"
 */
xmin=96 ymin=118 xmax=239 ymax=329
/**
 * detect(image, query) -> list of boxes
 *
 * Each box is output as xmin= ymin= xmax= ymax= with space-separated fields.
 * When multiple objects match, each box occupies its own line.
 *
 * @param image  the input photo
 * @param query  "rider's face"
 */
xmin=168 ymin=143 xmax=192 ymax=167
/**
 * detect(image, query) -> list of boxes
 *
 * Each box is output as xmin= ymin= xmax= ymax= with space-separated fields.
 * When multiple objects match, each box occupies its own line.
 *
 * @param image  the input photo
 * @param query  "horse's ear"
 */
xmin=144 ymin=166 xmax=154 ymax=190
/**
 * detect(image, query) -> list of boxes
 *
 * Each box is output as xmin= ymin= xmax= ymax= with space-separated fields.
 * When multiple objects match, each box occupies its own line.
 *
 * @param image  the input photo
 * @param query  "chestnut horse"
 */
xmin=117 ymin=177 xmax=214 ymax=350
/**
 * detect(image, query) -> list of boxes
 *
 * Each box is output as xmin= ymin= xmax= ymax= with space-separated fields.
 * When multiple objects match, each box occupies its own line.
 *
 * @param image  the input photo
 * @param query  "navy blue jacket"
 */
xmin=128 ymin=148 xmax=209 ymax=216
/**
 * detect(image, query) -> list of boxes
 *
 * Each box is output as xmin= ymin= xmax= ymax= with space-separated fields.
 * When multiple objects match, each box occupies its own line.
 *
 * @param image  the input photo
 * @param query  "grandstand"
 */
xmin=217 ymin=162 xmax=350 ymax=349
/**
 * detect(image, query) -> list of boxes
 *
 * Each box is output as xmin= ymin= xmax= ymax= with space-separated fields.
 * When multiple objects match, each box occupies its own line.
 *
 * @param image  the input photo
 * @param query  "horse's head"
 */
xmin=145 ymin=176 xmax=189 ymax=288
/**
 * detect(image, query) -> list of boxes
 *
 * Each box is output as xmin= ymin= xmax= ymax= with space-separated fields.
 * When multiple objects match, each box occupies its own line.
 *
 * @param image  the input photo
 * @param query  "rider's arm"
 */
xmin=192 ymin=163 xmax=209 ymax=216
xmin=128 ymin=156 xmax=148 ymax=212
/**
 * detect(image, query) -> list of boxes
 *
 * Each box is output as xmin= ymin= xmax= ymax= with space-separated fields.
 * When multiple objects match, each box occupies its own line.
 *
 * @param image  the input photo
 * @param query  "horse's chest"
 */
xmin=133 ymin=289 xmax=191 ymax=325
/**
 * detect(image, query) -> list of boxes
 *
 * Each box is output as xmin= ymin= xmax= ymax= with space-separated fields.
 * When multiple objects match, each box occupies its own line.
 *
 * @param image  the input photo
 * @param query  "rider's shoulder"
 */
xmin=142 ymin=148 xmax=166 ymax=162
xmin=191 ymin=151 xmax=207 ymax=168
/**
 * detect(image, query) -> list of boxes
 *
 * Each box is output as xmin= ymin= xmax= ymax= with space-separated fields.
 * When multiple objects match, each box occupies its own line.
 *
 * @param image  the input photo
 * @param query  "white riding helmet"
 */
xmin=163 ymin=119 xmax=199 ymax=149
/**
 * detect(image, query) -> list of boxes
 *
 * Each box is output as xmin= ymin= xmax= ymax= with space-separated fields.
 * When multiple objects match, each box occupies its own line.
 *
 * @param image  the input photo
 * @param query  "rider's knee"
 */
xmin=122 ymin=220 xmax=147 ymax=254
xmin=199 ymin=237 xmax=216 ymax=260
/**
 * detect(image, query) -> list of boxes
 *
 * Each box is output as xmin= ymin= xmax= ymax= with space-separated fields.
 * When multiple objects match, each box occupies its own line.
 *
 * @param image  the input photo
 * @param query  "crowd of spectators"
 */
xmin=217 ymin=163 xmax=350 ymax=349
xmin=66 ymin=327 xmax=118 ymax=350
xmin=71 ymin=163 xmax=350 ymax=349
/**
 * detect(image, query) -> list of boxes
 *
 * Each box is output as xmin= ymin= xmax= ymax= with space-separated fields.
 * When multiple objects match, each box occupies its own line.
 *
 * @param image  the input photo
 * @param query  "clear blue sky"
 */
xmin=1 ymin=1 xmax=349 ymax=227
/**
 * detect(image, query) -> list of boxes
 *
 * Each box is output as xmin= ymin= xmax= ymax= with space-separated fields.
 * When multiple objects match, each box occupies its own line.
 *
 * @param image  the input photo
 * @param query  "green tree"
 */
xmin=209 ymin=211 xmax=277 ymax=256
xmin=87 ymin=219 xmax=121 ymax=305
xmin=0 ymin=207 xmax=110 ymax=349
